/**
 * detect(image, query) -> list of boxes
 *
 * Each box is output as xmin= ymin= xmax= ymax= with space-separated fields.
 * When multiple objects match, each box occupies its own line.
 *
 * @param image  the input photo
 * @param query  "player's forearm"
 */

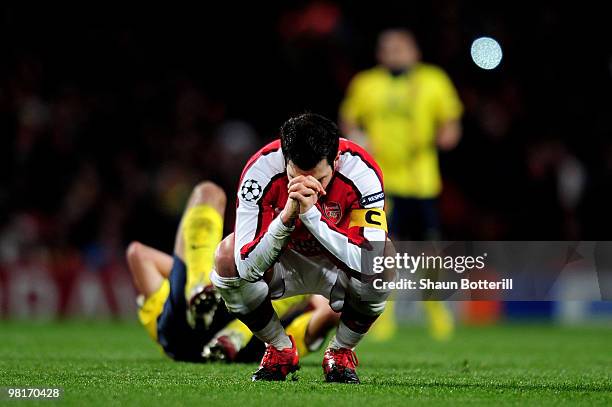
xmin=236 ymin=216 xmax=294 ymax=281
xmin=436 ymin=120 xmax=462 ymax=151
xmin=298 ymin=206 xmax=362 ymax=272
xmin=280 ymin=199 xmax=299 ymax=227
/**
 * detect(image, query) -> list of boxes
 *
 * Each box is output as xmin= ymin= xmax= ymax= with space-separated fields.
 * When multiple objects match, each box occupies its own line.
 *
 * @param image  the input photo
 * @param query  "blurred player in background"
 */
xmin=340 ymin=29 xmax=463 ymax=341
xmin=126 ymin=181 xmax=339 ymax=362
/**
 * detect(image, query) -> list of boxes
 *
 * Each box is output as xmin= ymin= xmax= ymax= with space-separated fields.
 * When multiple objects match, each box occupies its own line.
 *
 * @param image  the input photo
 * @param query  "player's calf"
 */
xmin=176 ymin=182 xmax=227 ymax=328
xmin=180 ymin=181 xmax=226 ymax=302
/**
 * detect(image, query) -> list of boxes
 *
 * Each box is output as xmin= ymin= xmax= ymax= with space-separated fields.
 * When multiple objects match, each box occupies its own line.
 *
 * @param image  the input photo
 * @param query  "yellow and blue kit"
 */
xmin=340 ymin=63 xmax=463 ymax=199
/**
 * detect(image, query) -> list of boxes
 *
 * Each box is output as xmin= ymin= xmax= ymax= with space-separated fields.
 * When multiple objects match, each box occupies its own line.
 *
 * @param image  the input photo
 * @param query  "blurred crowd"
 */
xmin=1 ymin=2 xmax=612 ymax=316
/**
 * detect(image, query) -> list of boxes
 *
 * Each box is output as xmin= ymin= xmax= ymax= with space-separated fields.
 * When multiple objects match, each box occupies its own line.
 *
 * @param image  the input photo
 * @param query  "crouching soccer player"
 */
xmin=211 ymin=113 xmax=390 ymax=383
xmin=126 ymin=181 xmax=340 ymax=362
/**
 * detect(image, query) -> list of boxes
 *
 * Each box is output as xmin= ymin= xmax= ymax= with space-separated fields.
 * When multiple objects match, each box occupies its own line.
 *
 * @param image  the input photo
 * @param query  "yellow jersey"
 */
xmin=340 ymin=63 xmax=463 ymax=198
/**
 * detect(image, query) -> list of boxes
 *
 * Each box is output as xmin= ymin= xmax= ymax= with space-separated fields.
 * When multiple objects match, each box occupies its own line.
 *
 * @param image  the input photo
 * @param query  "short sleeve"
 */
xmin=431 ymin=69 xmax=463 ymax=124
xmin=340 ymin=73 xmax=366 ymax=124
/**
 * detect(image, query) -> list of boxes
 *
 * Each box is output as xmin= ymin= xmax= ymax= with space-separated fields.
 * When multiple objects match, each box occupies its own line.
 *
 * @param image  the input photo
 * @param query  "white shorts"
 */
xmin=266 ymin=249 xmax=382 ymax=314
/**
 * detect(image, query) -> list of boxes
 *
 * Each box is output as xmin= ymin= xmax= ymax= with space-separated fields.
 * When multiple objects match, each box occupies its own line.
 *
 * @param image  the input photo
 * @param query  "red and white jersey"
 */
xmin=234 ymin=138 xmax=386 ymax=281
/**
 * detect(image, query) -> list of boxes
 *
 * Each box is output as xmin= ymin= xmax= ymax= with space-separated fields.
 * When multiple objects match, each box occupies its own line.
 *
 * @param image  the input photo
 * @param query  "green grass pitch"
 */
xmin=1 ymin=321 xmax=611 ymax=406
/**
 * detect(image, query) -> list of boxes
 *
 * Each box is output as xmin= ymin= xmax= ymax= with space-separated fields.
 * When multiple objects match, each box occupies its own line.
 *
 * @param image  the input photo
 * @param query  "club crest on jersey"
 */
xmin=323 ymin=201 xmax=342 ymax=223
xmin=240 ymin=179 xmax=262 ymax=202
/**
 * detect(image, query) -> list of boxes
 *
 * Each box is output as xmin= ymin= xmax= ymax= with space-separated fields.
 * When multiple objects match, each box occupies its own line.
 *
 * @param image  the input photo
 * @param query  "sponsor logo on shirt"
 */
xmin=359 ymin=191 xmax=385 ymax=206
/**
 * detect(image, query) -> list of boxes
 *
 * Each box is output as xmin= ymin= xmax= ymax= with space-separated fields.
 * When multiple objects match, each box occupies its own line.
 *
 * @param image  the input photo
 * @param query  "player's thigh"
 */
xmin=140 ymin=244 xmax=173 ymax=278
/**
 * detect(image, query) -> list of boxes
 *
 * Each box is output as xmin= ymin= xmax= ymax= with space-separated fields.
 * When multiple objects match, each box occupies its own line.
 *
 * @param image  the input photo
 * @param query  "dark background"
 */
xmin=1 ymin=2 xmax=612 ymax=275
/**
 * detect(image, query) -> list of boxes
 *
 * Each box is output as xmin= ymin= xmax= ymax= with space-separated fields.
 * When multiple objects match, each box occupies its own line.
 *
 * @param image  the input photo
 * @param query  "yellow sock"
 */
xmin=424 ymin=301 xmax=454 ymax=342
xmin=286 ymin=311 xmax=315 ymax=358
xmin=271 ymin=295 xmax=308 ymax=317
xmin=182 ymin=205 xmax=223 ymax=299
xmin=369 ymin=300 xmax=398 ymax=342
xmin=137 ymin=279 xmax=170 ymax=342
xmin=218 ymin=319 xmax=253 ymax=350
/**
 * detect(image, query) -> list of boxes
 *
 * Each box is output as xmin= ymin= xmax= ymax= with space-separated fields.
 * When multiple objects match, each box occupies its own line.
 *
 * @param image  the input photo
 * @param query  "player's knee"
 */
xmin=126 ymin=241 xmax=144 ymax=263
xmin=190 ymin=181 xmax=226 ymax=210
xmin=214 ymin=234 xmax=237 ymax=278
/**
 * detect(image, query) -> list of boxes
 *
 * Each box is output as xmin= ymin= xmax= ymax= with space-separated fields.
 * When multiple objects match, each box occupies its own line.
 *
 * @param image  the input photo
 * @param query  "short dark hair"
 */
xmin=377 ymin=28 xmax=417 ymax=47
xmin=280 ymin=113 xmax=340 ymax=170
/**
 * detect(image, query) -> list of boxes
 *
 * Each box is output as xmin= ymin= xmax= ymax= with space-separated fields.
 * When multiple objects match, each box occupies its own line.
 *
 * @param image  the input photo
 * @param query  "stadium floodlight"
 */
xmin=471 ymin=36 xmax=503 ymax=70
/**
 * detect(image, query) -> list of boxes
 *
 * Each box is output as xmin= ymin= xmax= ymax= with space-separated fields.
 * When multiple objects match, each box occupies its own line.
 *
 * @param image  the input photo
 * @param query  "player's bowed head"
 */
xmin=279 ymin=113 xmax=340 ymax=226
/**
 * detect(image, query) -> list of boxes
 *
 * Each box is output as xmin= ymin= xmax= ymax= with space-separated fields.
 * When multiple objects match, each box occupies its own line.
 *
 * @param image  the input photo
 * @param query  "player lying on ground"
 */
xmin=211 ymin=113 xmax=391 ymax=383
xmin=126 ymin=181 xmax=339 ymax=362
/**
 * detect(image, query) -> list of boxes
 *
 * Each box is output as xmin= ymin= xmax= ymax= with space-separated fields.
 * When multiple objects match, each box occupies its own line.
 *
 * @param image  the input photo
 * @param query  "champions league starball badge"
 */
xmin=240 ymin=179 xmax=262 ymax=202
